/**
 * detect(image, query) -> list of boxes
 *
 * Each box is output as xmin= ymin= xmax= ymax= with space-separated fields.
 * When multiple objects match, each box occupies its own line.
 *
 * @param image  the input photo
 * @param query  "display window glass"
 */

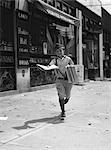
xmin=29 ymin=14 xmax=46 ymax=55
xmin=47 ymin=21 xmax=75 ymax=57
xmin=83 ymin=33 xmax=99 ymax=80
xmin=29 ymin=11 xmax=55 ymax=86
xmin=0 ymin=6 xmax=16 ymax=92
xmin=83 ymin=39 xmax=99 ymax=69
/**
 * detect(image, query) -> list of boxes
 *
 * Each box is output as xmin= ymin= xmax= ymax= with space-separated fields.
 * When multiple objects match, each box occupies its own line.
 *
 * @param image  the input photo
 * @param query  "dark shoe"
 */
xmin=60 ymin=116 xmax=64 ymax=120
xmin=64 ymin=98 xmax=69 ymax=104
xmin=60 ymin=112 xmax=66 ymax=120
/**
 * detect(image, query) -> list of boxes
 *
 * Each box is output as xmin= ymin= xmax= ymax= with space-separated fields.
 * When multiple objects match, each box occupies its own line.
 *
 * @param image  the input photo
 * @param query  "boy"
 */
xmin=49 ymin=44 xmax=74 ymax=119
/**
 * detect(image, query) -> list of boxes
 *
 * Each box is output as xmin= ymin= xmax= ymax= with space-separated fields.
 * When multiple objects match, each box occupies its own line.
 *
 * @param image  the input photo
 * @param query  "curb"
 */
xmin=0 ymin=84 xmax=55 ymax=97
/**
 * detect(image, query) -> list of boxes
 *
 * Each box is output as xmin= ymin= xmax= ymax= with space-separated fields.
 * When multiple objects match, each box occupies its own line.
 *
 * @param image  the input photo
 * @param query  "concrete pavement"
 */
xmin=0 ymin=81 xmax=111 ymax=149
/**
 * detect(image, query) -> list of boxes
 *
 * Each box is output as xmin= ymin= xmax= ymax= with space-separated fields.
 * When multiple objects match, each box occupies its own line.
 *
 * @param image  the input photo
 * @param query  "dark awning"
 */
xmin=32 ymin=0 xmax=48 ymax=14
xmin=29 ymin=0 xmax=80 ymax=26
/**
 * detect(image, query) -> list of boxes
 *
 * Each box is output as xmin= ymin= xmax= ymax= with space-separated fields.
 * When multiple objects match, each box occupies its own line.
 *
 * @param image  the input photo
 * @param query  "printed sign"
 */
xmin=16 ymin=10 xmax=30 ymax=67
xmin=0 ymin=51 xmax=14 ymax=67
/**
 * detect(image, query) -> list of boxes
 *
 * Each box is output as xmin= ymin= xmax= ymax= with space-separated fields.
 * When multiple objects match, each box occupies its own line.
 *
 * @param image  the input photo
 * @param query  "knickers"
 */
xmin=56 ymin=79 xmax=73 ymax=100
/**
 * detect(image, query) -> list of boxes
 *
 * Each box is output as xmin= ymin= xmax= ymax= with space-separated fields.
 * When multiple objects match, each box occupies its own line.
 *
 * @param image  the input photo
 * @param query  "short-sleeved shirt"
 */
xmin=49 ymin=55 xmax=74 ymax=79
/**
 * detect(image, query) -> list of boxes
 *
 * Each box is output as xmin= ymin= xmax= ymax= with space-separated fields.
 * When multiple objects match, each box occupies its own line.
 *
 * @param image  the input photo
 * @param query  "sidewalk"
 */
xmin=0 ymin=80 xmax=111 ymax=149
xmin=0 ymin=82 xmax=86 ymax=144
xmin=0 ymin=84 xmax=59 ymax=144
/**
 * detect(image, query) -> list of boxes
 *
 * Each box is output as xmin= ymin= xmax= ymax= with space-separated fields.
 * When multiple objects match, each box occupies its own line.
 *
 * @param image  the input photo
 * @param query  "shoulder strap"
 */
xmin=55 ymin=58 xmax=58 ymax=66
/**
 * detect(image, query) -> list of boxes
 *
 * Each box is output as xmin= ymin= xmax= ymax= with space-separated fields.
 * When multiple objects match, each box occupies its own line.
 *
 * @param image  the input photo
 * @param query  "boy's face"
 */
xmin=56 ymin=48 xmax=64 ymax=58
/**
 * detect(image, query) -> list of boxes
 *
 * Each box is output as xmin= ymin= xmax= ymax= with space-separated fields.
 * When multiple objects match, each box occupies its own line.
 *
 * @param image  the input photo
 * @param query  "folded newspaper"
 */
xmin=37 ymin=64 xmax=59 ymax=70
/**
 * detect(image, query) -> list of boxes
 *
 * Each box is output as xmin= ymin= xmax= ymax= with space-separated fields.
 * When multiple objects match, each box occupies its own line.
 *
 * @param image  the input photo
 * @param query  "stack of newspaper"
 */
xmin=37 ymin=64 xmax=59 ymax=71
xmin=65 ymin=65 xmax=78 ymax=84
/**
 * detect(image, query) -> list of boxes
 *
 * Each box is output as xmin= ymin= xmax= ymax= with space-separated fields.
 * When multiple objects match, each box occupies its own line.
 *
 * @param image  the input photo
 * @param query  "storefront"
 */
xmin=75 ymin=1 xmax=102 ymax=80
xmin=82 ymin=14 xmax=102 ymax=80
xmin=0 ymin=1 xmax=16 ymax=92
xmin=0 ymin=0 xmax=80 ymax=92
xmin=15 ymin=0 xmax=80 ymax=90
xmin=102 ymin=8 xmax=111 ymax=78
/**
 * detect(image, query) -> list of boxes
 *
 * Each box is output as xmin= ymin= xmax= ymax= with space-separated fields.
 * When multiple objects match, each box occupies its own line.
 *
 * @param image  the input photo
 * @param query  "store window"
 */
xmin=21 ymin=2 xmax=76 ymax=87
xmin=0 ymin=5 xmax=16 ymax=92
xmin=83 ymin=36 xmax=99 ymax=79
xmin=84 ymin=39 xmax=99 ymax=69
xmin=47 ymin=21 xmax=75 ymax=58
xmin=29 ymin=11 xmax=55 ymax=86
xmin=30 ymin=17 xmax=46 ymax=55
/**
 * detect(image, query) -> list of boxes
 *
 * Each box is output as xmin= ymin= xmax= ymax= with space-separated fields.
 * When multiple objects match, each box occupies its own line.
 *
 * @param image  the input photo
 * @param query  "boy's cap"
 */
xmin=55 ymin=43 xmax=65 ymax=50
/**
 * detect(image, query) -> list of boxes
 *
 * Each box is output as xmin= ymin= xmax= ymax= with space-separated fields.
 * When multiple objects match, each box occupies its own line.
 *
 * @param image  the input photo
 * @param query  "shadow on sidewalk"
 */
xmin=13 ymin=115 xmax=63 ymax=130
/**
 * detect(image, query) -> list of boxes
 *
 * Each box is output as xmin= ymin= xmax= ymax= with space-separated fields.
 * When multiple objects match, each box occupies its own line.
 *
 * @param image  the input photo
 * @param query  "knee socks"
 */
xmin=59 ymin=98 xmax=65 ymax=113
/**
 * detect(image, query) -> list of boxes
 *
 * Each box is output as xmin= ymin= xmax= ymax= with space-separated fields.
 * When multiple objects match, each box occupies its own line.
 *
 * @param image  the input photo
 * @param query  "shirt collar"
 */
xmin=57 ymin=55 xmax=66 ymax=60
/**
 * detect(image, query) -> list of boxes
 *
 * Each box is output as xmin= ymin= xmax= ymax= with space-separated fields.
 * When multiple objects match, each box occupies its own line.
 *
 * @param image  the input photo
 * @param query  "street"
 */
xmin=0 ymin=80 xmax=111 ymax=149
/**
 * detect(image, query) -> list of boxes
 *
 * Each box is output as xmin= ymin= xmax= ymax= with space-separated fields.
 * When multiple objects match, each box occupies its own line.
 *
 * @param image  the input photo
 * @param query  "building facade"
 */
xmin=0 ymin=0 xmax=80 ymax=92
xmin=1 ymin=0 xmax=109 ymax=93
xmin=64 ymin=0 xmax=103 ymax=80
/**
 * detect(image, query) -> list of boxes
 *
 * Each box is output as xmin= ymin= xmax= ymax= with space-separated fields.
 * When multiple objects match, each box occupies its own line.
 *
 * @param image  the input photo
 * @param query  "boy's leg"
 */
xmin=56 ymin=80 xmax=66 ymax=117
xmin=59 ymin=98 xmax=66 ymax=117
xmin=64 ymin=82 xmax=73 ymax=104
